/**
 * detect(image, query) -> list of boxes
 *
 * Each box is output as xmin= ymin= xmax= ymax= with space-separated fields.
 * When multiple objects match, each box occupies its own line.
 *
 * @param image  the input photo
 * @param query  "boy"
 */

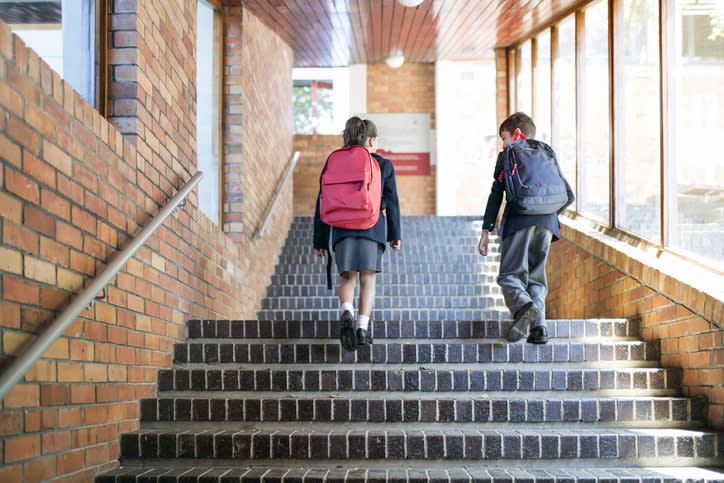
xmin=478 ymin=112 xmax=574 ymax=344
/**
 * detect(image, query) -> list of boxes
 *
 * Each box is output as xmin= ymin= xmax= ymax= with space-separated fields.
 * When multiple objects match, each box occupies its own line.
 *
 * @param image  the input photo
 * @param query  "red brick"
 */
xmin=7 ymin=112 xmax=41 ymax=153
xmin=5 ymin=166 xmax=39 ymax=204
xmin=70 ymin=385 xmax=95 ymax=405
xmin=5 ymin=434 xmax=40 ymax=463
xmin=56 ymin=221 xmax=83 ymax=248
xmin=40 ymin=384 xmax=70 ymax=406
xmin=40 ymin=190 xmax=70 ymax=221
xmin=25 ymin=102 xmax=57 ymax=139
xmin=24 ymin=457 xmax=57 ymax=483
xmin=69 ymin=249 xmax=95 ymax=276
xmin=42 ymin=430 xmax=71 ymax=455
xmin=56 ymin=449 xmax=83 ymax=474
xmin=0 ymin=411 xmax=22 ymax=436
xmin=24 ymin=205 xmax=55 ymax=238
xmin=3 ymin=276 xmax=39 ymax=304
xmin=3 ymin=220 xmax=39 ymax=254
xmin=0 ymin=81 xmax=23 ymax=116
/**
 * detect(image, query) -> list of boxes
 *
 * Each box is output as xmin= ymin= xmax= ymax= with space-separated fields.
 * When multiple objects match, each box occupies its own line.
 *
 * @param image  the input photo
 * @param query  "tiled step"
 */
xmin=172 ymin=340 xmax=662 ymax=365
xmin=270 ymin=272 xmax=503 ymax=285
xmin=265 ymin=284 xmax=499 ymax=298
xmin=271 ymin=264 xmax=499 ymax=276
xmin=95 ymin=464 xmax=724 ymax=483
xmin=186 ymin=319 xmax=641 ymax=340
xmin=139 ymin=395 xmax=707 ymax=425
xmin=261 ymin=295 xmax=501 ymax=310
xmin=275 ymin=254 xmax=500 ymax=264
xmin=157 ymin=367 xmax=680 ymax=394
xmin=256 ymin=308 xmax=509 ymax=321
xmin=118 ymin=426 xmax=722 ymax=462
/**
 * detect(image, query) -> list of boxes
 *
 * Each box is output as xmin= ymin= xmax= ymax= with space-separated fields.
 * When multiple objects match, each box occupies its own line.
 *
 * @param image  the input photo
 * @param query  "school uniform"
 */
xmin=482 ymin=150 xmax=574 ymax=329
xmin=314 ymin=152 xmax=401 ymax=274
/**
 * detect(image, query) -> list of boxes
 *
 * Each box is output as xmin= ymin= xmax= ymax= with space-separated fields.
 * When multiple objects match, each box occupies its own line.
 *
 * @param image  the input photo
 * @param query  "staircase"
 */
xmin=96 ymin=216 xmax=724 ymax=482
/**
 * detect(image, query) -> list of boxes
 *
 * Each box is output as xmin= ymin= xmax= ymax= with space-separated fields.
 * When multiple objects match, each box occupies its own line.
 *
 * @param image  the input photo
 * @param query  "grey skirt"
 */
xmin=334 ymin=236 xmax=383 ymax=274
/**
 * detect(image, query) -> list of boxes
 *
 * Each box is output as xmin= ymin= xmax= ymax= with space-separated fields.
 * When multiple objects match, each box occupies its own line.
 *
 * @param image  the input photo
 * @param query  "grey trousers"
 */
xmin=497 ymin=225 xmax=553 ymax=329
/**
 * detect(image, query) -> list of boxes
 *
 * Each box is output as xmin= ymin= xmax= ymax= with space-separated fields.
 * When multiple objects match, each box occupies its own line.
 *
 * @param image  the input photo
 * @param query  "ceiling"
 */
xmin=239 ymin=0 xmax=586 ymax=67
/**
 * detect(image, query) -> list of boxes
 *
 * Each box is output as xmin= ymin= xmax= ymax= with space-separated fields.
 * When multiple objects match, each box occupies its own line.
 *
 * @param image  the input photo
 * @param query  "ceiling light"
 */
xmin=397 ymin=0 xmax=424 ymax=6
xmin=386 ymin=52 xmax=405 ymax=69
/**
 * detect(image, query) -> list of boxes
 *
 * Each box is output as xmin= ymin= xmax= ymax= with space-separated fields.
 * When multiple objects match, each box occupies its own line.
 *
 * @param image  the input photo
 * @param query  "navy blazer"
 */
xmin=314 ymin=152 xmax=401 ymax=250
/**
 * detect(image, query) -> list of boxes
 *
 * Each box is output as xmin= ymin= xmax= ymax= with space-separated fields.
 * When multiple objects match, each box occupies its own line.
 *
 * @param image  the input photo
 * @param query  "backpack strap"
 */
xmin=326 ymin=251 xmax=333 ymax=290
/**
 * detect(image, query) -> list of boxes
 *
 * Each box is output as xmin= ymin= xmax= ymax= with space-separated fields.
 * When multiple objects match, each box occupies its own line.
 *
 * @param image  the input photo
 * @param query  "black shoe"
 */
xmin=506 ymin=301 xmax=539 ymax=342
xmin=339 ymin=310 xmax=358 ymax=351
xmin=356 ymin=328 xmax=373 ymax=345
xmin=527 ymin=326 xmax=549 ymax=344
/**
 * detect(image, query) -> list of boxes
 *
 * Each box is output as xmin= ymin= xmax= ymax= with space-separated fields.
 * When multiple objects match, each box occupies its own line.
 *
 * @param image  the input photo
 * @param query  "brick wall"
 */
xmin=293 ymin=63 xmax=436 ymax=217
xmin=292 ymin=134 xmax=340 ymax=215
xmin=0 ymin=3 xmax=293 ymax=482
xmin=547 ymin=216 xmax=724 ymax=428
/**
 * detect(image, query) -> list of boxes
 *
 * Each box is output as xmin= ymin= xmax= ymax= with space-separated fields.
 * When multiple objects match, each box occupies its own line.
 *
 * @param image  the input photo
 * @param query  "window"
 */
xmin=293 ymin=68 xmax=349 ymax=135
xmin=616 ymin=0 xmax=661 ymax=241
xmin=553 ymin=16 xmax=577 ymax=203
xmin=580 ymin=0 xmax=610 ymax=222
xmin=534 ymin=31 xmax=551 ymax=144
xmin=0 ymin=0 xmax=102 ymax=108
xmin=517 ymin=40 xmax=532 ymax=115
xmin=196 ymin=0 xmax=222 ymax=225
xmin=668 ymin=0 xmax=724 ymax=267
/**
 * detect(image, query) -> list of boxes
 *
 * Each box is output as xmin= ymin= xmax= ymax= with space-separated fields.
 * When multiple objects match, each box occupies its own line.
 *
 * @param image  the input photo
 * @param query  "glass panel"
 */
xmin=0 ymin=0 xmax=96 ymax=104
xmin=293 ymin=80 xmax=334 ymax=134
xmin=453 ymin=61 xmax=497 ymax=215
xmin=553 ymin=16 xmax=577 ymax=202
xmin=517 ymin=40 xmax=532 ymax=114
xmin=669 ymin=0 xmax=724 ymax=269
xmin=580 ymin=0 xmax=610 ymax=222
xmin=617 ymin=0 xmax=661 ymax=241
xmin=292 ymin=68 xmax=350 ymax=135
xmin=197 ymin=0 xmax=220 ymax=225
xmin=534 ymin=31 xmax=551 ymax=144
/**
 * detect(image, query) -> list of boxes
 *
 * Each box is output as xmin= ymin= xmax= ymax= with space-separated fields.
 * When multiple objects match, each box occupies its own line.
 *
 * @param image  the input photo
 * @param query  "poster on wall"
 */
xmin=361 ymin=113 xmax=431 ymax=176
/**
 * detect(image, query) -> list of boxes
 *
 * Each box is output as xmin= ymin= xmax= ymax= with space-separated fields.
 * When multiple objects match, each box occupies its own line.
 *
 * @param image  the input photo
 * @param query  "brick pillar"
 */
xmin=495 ymin=47 xmax=508 ymax=137
xmin=222 ymin=5 xmax=244 ymax=242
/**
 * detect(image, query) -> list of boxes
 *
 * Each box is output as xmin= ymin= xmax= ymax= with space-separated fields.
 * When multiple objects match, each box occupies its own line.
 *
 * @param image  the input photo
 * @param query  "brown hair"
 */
xmin=499 ymin=112 xmax=536 ymax=139
xmin=343 ymin=116 xmax=378 ymax=147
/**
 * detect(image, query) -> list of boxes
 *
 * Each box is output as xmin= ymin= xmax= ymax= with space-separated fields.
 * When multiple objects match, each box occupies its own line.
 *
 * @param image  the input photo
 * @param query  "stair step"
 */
xmin=261 ymin=296 xmax=503 ymax=310
xmin=187 ymin=319 xmax=641 ymax=340
xmin=157 ymin=367 xmax=680 ymax=393
xmin=118 ymin=427 xmax=722 ymax=461
xmin=172 ymin=341 xmax=661 ymax=365
xmin=139 ymin=395 xmax=706 ymax=425
xmin=95 ymin=464 xmax=724 ymax=483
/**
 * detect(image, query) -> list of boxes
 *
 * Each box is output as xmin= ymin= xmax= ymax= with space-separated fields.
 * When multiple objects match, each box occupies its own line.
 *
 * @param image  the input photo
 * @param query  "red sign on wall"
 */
xmin=363 ymin=113 xmax=431 ymax=176
xmin=376 ymin=150 xmax=430 ymax=176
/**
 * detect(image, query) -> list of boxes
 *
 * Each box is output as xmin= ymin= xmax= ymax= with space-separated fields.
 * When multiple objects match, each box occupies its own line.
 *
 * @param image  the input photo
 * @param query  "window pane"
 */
xmin=292 ymin=68 xmax=350 ymax=135
xmin=534 ymin=30 xmax=551 ymax=144
xmin=0 ymin=0 xmax=96 ymax=104
xmin=669 ymin=0 xmax=724 ymax=269
xmin=197 ymin=0 xmax=220 ymax=225
xmin=553 ymin=16 xmax=577 ymax=202
xmin=293 ymin=81 xmax=334 ymax=134
xmin=580 ymin=0 xmax=610 ymax=222
xmin=453 ymin=61 xmax=497 ymax=215
xmin=617 ymin=0 xmax=661 ymax=241
xmin=517 ymin=41 xmax=532 ymax=114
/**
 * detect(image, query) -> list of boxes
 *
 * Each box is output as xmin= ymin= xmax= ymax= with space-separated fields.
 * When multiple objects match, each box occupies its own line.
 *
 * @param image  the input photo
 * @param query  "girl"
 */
xmin=313 ymin=116 xmax=401 ymax=351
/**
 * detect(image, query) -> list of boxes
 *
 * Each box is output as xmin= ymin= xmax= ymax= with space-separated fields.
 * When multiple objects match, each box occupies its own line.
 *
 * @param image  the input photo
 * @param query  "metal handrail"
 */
xmin=254 ymin=151 xmax=300 ymax=239
xmin=0 ymin=171 xmax=204 ymax=401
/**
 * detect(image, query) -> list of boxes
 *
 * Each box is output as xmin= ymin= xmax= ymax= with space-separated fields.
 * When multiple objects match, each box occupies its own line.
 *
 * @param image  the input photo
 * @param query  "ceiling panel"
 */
xmin=237 ymin=0 xmax=587 ymax=66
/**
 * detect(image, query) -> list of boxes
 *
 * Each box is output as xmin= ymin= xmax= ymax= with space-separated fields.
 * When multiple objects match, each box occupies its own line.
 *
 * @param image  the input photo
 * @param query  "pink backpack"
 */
xmin=320 ymin=145 xmax=382 ymax=230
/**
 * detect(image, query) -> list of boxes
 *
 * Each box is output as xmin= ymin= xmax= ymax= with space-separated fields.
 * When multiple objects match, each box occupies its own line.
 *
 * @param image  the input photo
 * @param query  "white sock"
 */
xmin=341 ymin=302 xmax=354 ymax=314
xmin=357 ymin=314 xmax=369 ymax=330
